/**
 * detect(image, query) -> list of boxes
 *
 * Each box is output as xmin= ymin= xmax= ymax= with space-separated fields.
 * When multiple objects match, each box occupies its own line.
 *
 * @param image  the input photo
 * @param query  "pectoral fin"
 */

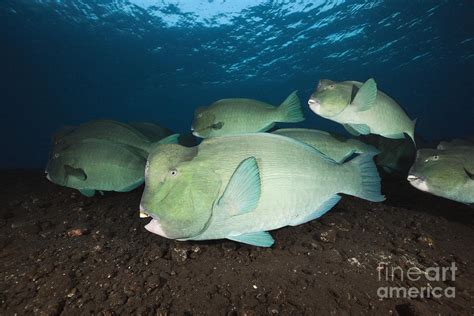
xmin=465 ymin=168 xmax=474 ymax=180
xmin=158 ymin=134 xmax=180 ymax=144
xmin=343 ymin=124 xmax=361 ymax=136
xmin=348 ymin=123 xmax=371 ymax=135
xmin=351 ymin=78 xmax=377 ymax=112
xmin=216 ymin=157 xmax=261 ymax=217
xmin=227 ymin=231 xmax=274 ymax=247
xmin=65 ymin=165 xmax=87 ymax=181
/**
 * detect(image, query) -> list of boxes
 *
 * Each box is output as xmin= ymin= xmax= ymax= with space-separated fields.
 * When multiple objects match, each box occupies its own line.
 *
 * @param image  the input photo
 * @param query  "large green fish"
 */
xmin=408 ymin=146 xmax=474 ymax=204
xmin=308 ymin=79 xmax=416 ymax=143
xmin=191 ymin=91 xmax=304 ymax=138
xmin=272 ymin=128 xmax=378 ymax=163
xmin=47 ymin=135 xmax=179 ymax=197
xmin=140 ymin=133 xmax=384 ymax=247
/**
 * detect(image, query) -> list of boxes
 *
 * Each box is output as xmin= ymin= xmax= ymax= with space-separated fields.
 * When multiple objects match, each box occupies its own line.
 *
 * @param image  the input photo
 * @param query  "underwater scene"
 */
xmin=1 ymin=0 xmax=473 ymax=314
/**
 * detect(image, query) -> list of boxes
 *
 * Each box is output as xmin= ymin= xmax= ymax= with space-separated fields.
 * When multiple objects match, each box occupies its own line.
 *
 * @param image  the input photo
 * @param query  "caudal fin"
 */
xmin=345 ymin=153 xmax=385 ymax=202
xmin=277 ymin=91 xmax=305 ymax=123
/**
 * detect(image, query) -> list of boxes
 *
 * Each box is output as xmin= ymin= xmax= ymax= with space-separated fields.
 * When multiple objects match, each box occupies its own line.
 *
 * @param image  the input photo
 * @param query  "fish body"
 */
xmin=408 ymin=146 xmax=474 ymax=204
xmin=46 ymin=139 xmax=147 ymax=197
xmin=46 ymin=134 xmax=179 ymax=196
xmin=140 ymin=133 xmax=384 ymax=247
xmin=308 ymin=79 xmax=416 ymax=143
xmin=272 ymin=128 xmax=378 ymax=163
xmin=191 ymin=91 xmax=304 ymax=138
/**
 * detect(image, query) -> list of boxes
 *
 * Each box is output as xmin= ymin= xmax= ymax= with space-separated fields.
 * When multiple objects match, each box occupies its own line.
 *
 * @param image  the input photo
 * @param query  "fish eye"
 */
xmin=169 ymin=169 xmax=178 ymax=177
xmin=329 ymin=84 xmax=335 ymax=89
xmin=210 ymin=122 xmax=223 ymax=130
xmin=54 ymin=153 xmax=60 ymax=158
xmin=425 ymin=155 xmax=439 ymax=162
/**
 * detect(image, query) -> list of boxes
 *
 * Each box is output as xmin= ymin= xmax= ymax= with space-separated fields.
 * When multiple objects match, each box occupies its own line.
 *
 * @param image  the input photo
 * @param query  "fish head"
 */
xmin=308 ymin=80 xmax=351 ymax=117
xmin=191 ymin=107 xmax=224 ymax=138
xmin=408 ymin=149 xmax=464 ymax=195
xmin=140 ymin=144 xmax=220 ymax=240
xmin=45 ymin=146 xmax=75 ymax=186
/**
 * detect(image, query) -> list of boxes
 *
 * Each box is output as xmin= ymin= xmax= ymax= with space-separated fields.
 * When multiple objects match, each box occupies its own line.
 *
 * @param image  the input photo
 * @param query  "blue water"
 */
xmin=1 ymin=0 xmax=473 ymax=168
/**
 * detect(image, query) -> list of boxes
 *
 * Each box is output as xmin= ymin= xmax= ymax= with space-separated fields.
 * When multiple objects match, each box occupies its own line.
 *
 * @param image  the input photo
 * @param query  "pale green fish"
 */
xmin=272 ymin=128 xmax=378 ymax=163
xmin=437 ymin=138 xmax=474 ymax=150
xmin=191 ymin=91 xmax=304 ymax=138
xmin=54 ymin=120 xmax=154 ymax=154
xmin=308 ymin=79 xmax=416 ymax=143
xmin=129 ymin=122 xmax=173 ymax=142
xmin=47 ymin=135 xmax=179 ymax=197
xmin=408 ymin=147 xmax=474 ymax=204
xmin=360 ymin=135 xmax=416 ymax=174
xmin=139 ymin=133 xmax=384 ymax=247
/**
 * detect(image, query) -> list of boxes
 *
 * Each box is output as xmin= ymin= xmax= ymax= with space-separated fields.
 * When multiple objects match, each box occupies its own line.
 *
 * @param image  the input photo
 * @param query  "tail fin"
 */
xmin=277 ymin=91 xmax=305 ymax=123
xmin=345 ymin=153 xmax=385 ymax=202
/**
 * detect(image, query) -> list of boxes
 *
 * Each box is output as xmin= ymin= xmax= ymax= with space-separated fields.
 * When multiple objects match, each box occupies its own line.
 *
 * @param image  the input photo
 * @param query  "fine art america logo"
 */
xmin=377 ymin=262 xmax=457 ymax=299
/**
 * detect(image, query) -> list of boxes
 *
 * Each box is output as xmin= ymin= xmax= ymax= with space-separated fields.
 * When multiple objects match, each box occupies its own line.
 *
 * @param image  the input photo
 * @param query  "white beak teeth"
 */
xmin=407 ymin=175 xmax=418 ymax=182
xmin=139 ymin=211 xmax=150 ymax=218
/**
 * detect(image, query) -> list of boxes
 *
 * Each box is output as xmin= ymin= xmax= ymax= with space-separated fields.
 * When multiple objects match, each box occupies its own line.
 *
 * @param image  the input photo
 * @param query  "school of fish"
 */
xmin=47 ymin=78 xmax=473 ymax=247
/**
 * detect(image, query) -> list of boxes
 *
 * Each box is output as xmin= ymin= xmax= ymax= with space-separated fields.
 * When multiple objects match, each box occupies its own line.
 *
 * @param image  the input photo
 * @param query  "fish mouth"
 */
xmin=145 ymin=218 xmax=168 ymax=238
xmin=407 ymin=174 xmax=429 ymax=192
xmin=191 ymin=129 xmax=203 ymax=138
xmin=308 ymin=98 xmax=321 ymax=114
xmin=407 ymin=174 xmax=422 ymax=182
xmin=139 ymin=204 xmax=152 ymax=218
xmin=140 ymin=204 xmax=168 ymax=237
xmin=407 ymin=174 xmax=425 ymax=182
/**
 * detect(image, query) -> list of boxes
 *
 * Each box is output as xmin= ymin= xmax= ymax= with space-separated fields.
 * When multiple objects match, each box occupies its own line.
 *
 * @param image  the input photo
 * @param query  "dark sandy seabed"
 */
xmin=0 ymin=170 xmax=473 ymax=315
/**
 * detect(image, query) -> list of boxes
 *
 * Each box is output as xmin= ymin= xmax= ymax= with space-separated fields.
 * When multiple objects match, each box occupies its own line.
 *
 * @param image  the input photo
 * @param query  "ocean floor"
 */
xmin=0 ymin=170 xmax=473 ymax=315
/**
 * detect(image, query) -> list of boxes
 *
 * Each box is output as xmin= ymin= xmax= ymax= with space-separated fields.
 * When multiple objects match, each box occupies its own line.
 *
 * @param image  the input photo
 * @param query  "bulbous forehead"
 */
xmin=192 ymin=110 xmax=216 ymax=127
xmin=318 ymin=79 xmax=336 ymax=90
xmin=147 ymin=144 xmax=198 ymax=176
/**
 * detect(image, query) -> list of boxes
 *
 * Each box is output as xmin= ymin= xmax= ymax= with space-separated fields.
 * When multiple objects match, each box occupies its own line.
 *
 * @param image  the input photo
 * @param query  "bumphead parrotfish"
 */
xmin=308 ymin=79 xmax=416 ymax=143
xmin=191 ymin=91 xmax=304 ymax=138
xmin=408 ymin=146 xmax=474 ymax=204
xmin=46 ymin=135 xmax=179 ymax=197
xmin=140 ymin=133 xmax=385 ymax=247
